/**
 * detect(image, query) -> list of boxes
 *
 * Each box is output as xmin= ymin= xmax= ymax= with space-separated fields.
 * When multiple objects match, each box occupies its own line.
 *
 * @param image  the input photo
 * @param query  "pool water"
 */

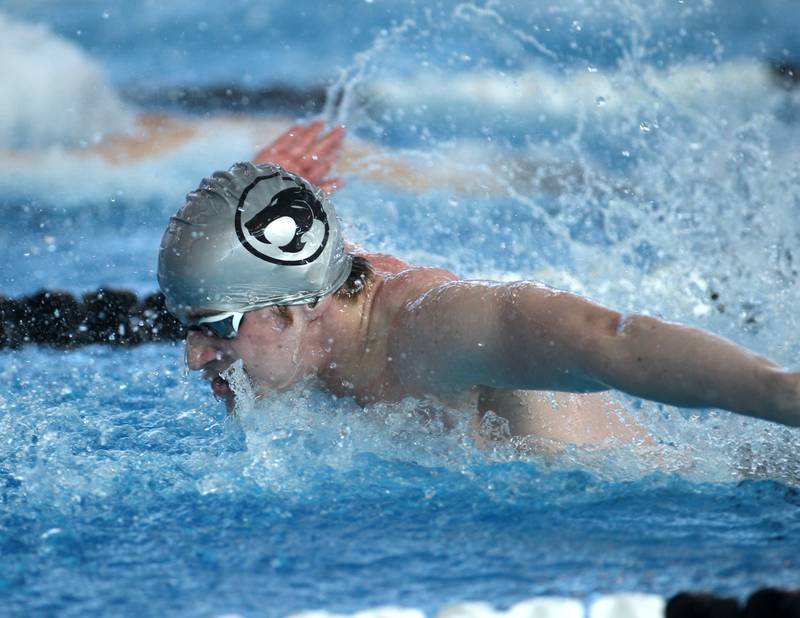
xmin=1 ymin=1 xmax=800 ymax=616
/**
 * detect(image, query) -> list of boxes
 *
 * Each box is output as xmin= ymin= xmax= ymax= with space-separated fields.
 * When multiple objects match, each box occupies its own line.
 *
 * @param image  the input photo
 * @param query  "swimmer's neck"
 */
xmin=315 ymin=274 xmax=391 ymax=404
xmin=313 ymin=257 xmax=459 ymax=405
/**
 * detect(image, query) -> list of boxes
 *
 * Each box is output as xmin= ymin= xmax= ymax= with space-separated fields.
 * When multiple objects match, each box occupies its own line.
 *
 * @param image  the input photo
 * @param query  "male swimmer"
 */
xmin=158 ymin=123 xmax=800 ymax=447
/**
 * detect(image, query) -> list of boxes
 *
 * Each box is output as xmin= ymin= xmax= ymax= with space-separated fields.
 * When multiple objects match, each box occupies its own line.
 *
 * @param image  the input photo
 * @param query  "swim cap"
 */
xmin=158 ymin=162 xmax=352 ymax=322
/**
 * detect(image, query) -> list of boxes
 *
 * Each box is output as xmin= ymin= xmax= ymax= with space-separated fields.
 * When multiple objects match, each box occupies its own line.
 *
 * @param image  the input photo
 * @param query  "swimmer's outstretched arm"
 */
xmin=393 ymin=281 xmax=800 ymax=427
xmin=253 ymin=121 xmax=344 ymax=194
xmin=253 ymin=122 xmax=573 ymax=197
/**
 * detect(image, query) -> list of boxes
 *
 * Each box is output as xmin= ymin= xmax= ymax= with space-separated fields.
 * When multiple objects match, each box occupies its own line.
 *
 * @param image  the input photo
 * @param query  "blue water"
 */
xmin=2 ymin=1 xmax=800 ymax=616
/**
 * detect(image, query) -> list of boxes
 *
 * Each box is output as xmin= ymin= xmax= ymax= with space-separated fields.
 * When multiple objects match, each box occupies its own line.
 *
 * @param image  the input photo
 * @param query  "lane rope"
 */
xmin=0 ymin=289 xmax=185 ymax=348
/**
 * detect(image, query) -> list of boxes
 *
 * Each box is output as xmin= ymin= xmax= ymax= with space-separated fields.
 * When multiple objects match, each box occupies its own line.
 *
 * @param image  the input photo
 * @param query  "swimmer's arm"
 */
xmin=85 ymin=114 xmax=199 ymax=163
xmin=394 ymin=281 xmax=800 ymax=427
xmin=254 ymin=121 xmax=344 ymax=193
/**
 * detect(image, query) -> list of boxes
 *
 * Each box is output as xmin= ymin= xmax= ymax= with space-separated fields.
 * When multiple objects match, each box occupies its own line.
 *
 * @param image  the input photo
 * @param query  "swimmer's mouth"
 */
xmin=202 ymin=368 xmax=234 ymax=404
xmin=211 ymin=375 xmax=233 ymax=399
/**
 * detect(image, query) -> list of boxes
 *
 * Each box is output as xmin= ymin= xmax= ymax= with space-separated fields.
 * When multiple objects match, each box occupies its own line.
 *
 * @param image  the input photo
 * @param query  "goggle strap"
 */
xmin=230 ymin=312 xmax=243 ymax=333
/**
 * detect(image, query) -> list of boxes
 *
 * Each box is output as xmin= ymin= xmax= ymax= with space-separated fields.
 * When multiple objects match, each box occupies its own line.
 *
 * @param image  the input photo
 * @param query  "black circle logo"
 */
xmin=234 ymin=173 xmax=330 ymax=265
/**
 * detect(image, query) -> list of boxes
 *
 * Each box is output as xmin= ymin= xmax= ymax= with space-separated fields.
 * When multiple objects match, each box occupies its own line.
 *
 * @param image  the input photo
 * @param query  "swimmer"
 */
xmin=158 ymin=123 xmax=800 ymax=447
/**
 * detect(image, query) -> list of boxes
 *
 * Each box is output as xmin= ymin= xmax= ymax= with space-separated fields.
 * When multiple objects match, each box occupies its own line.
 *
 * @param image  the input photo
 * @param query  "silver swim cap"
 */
xmin=158 ymin=162 xmax=352 ymax=322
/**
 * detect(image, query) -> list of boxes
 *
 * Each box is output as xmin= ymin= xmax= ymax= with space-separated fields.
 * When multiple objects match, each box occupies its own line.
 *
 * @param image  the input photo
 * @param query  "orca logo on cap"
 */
xmin=234 ymin=173 xmax=330 ymax=265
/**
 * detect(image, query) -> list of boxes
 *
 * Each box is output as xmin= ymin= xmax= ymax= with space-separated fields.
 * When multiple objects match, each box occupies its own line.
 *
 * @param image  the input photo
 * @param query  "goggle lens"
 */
xmin=187 ymin=312 xmax=244 ymax=339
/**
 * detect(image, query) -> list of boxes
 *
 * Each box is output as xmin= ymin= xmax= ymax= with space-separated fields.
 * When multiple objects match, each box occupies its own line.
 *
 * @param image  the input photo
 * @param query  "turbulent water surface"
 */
xmin=1 ymin=1 xmax=800 ymax=616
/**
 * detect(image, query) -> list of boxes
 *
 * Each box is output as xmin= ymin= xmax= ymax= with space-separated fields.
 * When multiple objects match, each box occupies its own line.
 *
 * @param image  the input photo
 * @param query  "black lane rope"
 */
xmin=667 ymin=587 xmax=800 ymax=617
xmin=0 ymin=289 xmax=185 ymax=349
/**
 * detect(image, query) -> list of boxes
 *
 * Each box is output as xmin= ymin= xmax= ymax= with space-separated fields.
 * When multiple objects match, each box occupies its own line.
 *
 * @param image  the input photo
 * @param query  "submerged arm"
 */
xmin=394 ymin=281 xmax=800 ymax=427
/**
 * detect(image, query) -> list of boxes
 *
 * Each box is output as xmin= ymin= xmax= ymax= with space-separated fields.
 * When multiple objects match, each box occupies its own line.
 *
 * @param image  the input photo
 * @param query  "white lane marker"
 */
xmin=590 ymin=594 xmax=665 ymax=618
xmin=507 ymin=597 xmax=584 ymax=618
xmin=288 ymin=609 xmax=425 ymax=618
xmin=438 ymin=602 xmax=504 ymax=618
xmin=286 ymin=594 xmax=670 ymax=618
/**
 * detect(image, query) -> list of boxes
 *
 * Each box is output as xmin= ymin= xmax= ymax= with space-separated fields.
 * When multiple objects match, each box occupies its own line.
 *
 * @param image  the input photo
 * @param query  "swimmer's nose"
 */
xmin=185 ymin=331 xmax=223 ymax=370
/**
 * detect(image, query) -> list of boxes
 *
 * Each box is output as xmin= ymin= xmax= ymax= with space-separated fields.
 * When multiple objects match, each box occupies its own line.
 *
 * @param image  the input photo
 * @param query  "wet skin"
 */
xmin=186 ymin=251 xmax=648 ymax=446
xmin=185 ymin=122 xmax=800 ymax=440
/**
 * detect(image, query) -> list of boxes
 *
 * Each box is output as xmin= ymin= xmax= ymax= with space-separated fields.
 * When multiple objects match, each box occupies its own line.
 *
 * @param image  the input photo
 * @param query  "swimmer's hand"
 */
xmin=253 ymin=120 xmax=345 ymax=194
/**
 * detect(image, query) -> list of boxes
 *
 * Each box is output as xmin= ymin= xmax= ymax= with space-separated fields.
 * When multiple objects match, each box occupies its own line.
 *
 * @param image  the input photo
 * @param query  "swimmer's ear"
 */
xmin=274 ymin=305 xmax=291 ymax=319
xmin=269 ymin=305 xmax=293 ymax=325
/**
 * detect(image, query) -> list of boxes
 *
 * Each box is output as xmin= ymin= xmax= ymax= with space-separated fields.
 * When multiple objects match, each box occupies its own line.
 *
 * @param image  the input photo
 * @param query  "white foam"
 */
xmin=355 ymin=609 xmax=426 ymax=618
xmin=370 ymin=60 xmax=777 ymax=120
xmin=507 ymin=597 xmax=584 ymax=618
xmin=287 ymin=613 xmax=348 ymax=618
xmin=288 ymin=609 xmax=425 ymax=618
xmin=220 ymin=360 xmax=258 ymax=416
xmin=438 ymin=602 xmax=503 ymax=618
xmin=589 ymin=594 xmax=665 ymax=618
xmin=0 ymin=11 xmax=135 ymax=149
xmin=287 ymin=595 xmax=667 ymax=618
xmin=438 ymin=598 xmax=584 ymax=618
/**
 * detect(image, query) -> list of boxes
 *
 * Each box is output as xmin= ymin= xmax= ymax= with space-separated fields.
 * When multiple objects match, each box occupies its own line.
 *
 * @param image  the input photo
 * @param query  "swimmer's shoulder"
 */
xmin=365 ymin=258 xmax=460 ymax=396
xmin=355 ymin=250 xmax=415 ymax=275
xmin=367 ymin=255 xmax=457 ymax=306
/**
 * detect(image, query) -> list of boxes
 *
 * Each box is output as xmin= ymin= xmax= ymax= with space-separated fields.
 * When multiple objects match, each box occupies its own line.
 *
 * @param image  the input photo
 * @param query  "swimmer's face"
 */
xmin=185 ymin=304 xmax=324 ymax=408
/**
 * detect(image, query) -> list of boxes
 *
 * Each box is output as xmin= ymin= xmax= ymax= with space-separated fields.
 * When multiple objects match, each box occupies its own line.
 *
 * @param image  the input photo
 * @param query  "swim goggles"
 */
xmin=187 ymin=312 xmax=244 ymax=339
